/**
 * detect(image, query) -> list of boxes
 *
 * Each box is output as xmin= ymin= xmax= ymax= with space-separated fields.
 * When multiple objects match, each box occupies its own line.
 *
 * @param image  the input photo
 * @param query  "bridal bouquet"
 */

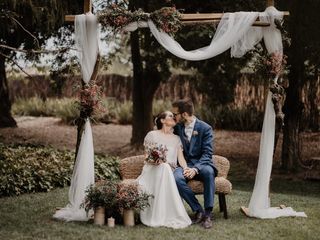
xmin=145 ymin=143 xmax=168 ymax=164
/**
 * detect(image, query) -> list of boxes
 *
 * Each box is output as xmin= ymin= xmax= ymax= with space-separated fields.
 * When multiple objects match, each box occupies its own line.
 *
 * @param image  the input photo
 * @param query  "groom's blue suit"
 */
xmin=174 ymin=118 xmax=217 ymax=212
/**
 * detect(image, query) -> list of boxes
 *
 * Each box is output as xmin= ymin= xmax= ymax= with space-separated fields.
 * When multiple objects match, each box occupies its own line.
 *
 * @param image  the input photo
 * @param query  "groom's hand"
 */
xmin=183 ymin=168 xmax=197 ymax=179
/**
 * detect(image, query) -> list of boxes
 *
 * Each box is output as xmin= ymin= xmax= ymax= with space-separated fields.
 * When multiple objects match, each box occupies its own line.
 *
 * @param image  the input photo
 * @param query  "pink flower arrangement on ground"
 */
xmin=116 ymin=183 xmax=152 ymax=210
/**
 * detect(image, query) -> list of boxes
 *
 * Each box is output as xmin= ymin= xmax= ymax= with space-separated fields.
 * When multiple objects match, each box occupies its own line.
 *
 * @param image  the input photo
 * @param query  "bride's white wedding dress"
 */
xmin=137 ymin=130 xmax=191 ymax=229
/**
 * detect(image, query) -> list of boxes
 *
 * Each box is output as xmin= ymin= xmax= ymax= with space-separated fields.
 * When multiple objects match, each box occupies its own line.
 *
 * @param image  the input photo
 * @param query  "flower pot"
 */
xmin=123 ymin=209 xmax=135 ymax=226
xmin=94 ymin=207 xmax=105 ymax=225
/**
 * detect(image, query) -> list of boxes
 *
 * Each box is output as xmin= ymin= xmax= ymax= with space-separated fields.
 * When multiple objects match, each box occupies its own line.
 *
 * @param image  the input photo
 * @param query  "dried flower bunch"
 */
xmin=78 ymin=82 xmax=105 ymax=119
xmin=98 ymin=4 xmax=181 ymax=35
xmin=149 ymin=7 xmax=182 ymax=34
xmin=265 ymin=51 xmax=287 ymax=78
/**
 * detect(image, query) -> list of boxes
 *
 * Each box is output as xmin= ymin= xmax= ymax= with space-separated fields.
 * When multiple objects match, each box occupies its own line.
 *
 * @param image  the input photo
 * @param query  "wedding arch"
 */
xmin=53 ymin=0 xmax=306 ymax=221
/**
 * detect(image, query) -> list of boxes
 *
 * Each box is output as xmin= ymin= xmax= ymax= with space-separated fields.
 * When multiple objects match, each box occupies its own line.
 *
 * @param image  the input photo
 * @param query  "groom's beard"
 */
xmin=179 ymin=116 xmax=187 ymax=124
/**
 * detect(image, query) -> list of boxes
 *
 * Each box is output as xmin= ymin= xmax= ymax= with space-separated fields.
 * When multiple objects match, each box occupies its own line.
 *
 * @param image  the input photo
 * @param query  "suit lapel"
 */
xmin=189 ymin=119 xmax=199 ymax=154
xmin=178 ymin=124 xmax=188 ymax=150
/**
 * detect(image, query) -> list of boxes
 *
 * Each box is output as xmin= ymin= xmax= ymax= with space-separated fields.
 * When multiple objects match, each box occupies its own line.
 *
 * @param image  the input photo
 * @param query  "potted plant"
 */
xmin=82 ymin=180 xmax=118 ymax=225
xmin=116 ymin=182 xmax=152 ymax=226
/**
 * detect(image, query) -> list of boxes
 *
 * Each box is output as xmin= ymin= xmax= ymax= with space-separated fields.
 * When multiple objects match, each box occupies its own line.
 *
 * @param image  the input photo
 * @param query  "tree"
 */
xmin=280 ymin=0 xmax=320 ymax=171
xmin=0 ymin=0 xmax=82 ymax=128
xmin=128 ymin=0 xmax=172 ymax=146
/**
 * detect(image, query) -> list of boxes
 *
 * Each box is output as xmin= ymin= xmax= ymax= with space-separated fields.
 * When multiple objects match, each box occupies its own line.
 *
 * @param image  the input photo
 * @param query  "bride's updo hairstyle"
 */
xmin=154 ymin=111 xmax=167 ymax=130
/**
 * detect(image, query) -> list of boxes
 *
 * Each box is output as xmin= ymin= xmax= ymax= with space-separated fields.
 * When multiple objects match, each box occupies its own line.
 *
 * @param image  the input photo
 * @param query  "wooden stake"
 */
xmin=84 ymin=0 xmax=92 ymax=13
xmin=266 ymin=0 xmax=275 ymax=7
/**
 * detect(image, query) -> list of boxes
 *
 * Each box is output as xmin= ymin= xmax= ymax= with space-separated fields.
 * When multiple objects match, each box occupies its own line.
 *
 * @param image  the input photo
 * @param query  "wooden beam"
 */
xmin=84 ymin=0 xmax=92 ymax=13
xmin=267 ymin=0 xmax=275 ymax=7
xmin=65 ymin=11 xmax=289 ymax=25
xmin=182 ymin=20 xmax=270 ymax=27
xmin=180 ymin=12 xmax=289 ymax=21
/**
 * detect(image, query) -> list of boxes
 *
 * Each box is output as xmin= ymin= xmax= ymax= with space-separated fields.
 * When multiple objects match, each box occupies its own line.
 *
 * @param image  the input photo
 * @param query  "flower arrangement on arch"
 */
xmin=253 ymin=49 xmax=288 ymax=80
xmin=265 ymin=51 xmax=287 ymax=78
xmin=116 ymin=182 xmax=153 ymax=211
xmin=97 ymin=5 xmax=181 ymax=35
xmin=77 ymin=82 xmax=105 ymax=119
xmin=149 ymin=7 xmax=182 ymax=34
xmin=144 ymin=142 xmax=168 ymax=164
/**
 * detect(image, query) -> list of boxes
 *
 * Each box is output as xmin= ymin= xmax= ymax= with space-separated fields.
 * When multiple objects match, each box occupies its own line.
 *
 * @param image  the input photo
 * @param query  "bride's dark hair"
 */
xmin=154 ymin=111 xmax=168 ymax=130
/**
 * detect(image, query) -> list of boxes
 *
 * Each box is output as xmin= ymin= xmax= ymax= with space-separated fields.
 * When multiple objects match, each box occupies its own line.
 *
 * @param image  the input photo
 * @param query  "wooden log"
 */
xmin=84 ymin=0 xmax=92 ymax=13
xmin=65 ymin=11 xmax=289 ymax=24
xmin=267 ymin=0 xmax=275 ymax=7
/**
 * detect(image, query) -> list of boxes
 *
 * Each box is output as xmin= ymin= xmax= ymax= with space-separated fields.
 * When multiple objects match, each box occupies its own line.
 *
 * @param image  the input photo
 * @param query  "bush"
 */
xmin=12 ymin=97 xmax=79 ymax=124
xmin=116 ymin=101 xmax=133 ymax=124
xmin=0 ymin=144 xmax=120 ymax=197
xmin=197 ymin=105 xmax=264 ymax=131
xmin=152 ymin=99 xmax=172 ymax=115
xmin=54 ymin=98 xmax=79 ymax=124
xmin=12 ymin=97 xmax=47 ymax=116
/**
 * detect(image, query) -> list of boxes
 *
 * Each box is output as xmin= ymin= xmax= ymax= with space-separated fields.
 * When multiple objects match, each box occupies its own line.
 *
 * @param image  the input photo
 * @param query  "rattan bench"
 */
xmin=119 ymin=155 xmax=232 ymax=219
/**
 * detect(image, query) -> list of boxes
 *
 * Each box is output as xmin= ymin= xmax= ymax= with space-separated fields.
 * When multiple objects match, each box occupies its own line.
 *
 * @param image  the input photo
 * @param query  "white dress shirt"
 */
xmin=184 ymin=117 xmax=196 ymax=142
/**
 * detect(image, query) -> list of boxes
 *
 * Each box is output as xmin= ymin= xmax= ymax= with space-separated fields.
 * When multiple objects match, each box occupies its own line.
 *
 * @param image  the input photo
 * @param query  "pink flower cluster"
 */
xmin=265 ymin=51 xmax=287 ymax=77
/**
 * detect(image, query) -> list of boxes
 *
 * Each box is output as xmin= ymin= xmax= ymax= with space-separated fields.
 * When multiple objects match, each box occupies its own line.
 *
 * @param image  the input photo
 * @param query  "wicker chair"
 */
xmin=119 ymin=155 xmax=232 ymax=219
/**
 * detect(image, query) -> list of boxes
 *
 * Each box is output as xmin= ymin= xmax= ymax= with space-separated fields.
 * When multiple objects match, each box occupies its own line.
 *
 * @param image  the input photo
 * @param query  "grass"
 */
xmin=0 ymin=180 xmax=319 ymax=240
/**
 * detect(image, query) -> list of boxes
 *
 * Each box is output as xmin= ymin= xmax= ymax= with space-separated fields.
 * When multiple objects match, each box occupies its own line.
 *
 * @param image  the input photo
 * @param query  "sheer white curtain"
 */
xmin=147 ymin=11 xmax=258 ymax=61
xmin=248 ymin=8 xmax=306 ymax=218
xmin=75 ymin=12 xmax=100 ymax=84
xmin=124 ymin=6 xmax=306 ymax=219
xmin=53 ymin=13 xmax=99 ymax=221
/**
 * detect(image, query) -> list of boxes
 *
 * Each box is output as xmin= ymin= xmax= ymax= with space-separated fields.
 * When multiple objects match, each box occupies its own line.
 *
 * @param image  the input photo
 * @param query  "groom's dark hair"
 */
xmin=172 ymin=99 xmax=194 ymax=116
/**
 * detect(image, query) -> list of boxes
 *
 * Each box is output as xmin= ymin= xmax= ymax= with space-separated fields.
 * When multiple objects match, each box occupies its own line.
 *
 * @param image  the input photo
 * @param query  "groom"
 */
xmin=172 ymin=99 xmax=217 ymax=229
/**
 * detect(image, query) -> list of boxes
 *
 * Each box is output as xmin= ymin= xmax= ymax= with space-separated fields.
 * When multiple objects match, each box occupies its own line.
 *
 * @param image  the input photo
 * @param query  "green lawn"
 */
xmin=0 ymin=180 xmax=319 ymax=240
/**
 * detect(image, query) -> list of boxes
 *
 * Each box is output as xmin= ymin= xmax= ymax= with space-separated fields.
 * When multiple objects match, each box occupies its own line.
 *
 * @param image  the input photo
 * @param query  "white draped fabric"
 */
xmin=124 ymin=6 xmax=306 ymax=219
xmin=53 ymin=13 xmax=98 ymax=221
xmin=53 ymin=119 xmax=95 ymax=221
xmin=75 ymin=13 xmax=100 ymax=84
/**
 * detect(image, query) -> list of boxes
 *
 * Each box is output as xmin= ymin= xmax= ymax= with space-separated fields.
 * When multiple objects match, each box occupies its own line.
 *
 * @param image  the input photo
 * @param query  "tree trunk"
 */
xmin=130 ymin=30 xmax=156 ymax=147
xmin=308 ymin=73 xmax=319 ymax=131
xmin=281 ymin=1 xmax=304 ymax=171
xmin=0 ymin=55 xmax=17 ymax=128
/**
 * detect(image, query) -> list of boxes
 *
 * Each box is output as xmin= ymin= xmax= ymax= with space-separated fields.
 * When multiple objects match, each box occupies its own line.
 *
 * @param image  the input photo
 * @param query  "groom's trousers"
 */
xmin=174 ymin=165 xmax=215 ymax=212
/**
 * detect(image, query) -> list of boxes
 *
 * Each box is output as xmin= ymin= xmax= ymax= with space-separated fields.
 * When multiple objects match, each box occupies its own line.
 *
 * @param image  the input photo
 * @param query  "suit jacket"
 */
xmin=174 ymin=118 xmax=218 ymax=177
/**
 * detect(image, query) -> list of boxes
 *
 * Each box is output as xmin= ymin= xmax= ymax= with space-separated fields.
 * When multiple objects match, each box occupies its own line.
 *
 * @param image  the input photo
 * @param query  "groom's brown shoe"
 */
xmin=202 ymin=216 xmax=213 ymax=229
xmin=192 ymin=211 xmax=204 ymax=224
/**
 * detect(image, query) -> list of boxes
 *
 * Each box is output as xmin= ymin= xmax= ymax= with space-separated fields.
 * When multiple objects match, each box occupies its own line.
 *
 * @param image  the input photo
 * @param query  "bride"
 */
xmin=137 ymin=111 xmax=192 ymax=229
